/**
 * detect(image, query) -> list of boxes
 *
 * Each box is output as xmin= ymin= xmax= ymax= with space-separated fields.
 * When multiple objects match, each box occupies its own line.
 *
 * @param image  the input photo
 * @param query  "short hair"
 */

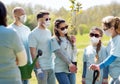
xmin=12 ymin=7 xmax=24 ymax=14
xmin=37 ymin=10 xmax=49 ymax=20
xmin=0 ymin=1 xmax=7 ymax=26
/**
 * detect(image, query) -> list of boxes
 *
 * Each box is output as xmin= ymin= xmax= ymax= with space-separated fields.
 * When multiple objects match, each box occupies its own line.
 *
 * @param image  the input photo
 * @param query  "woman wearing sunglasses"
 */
xmin=90 ymin=16 xmax=120 ymax=84
xmin=50 ymin=18 xmax=77 ymax=84
xmin=82 ymin=27 xmax=108 ymax=84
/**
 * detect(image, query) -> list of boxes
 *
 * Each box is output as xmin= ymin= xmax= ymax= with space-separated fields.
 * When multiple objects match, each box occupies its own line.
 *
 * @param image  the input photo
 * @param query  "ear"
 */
xmin=55 ymin=28 xmax=60 ymax=31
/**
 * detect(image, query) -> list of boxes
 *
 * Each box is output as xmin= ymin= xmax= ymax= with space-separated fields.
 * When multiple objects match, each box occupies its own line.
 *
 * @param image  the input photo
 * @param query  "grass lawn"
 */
xmin=30 ymin=34 xmax=110 ymax=84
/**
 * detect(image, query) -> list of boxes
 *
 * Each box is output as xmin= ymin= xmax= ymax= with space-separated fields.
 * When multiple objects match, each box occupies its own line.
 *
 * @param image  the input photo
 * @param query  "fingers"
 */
xmin=69 ymin=63 xmax=77 ymax=73
xmin=89 ymin=64 xmax=100 ymax=71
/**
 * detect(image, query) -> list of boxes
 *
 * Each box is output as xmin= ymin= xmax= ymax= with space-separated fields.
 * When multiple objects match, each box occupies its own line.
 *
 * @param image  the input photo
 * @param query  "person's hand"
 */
xmin=102 ymin=78 xmax=108 ymax=84
xmin=69 ymin=63 xmax=77 ymax=73
xmin=71 ymin=35 xmax=76 ymax=44
xmin=89 ymin=64 xmax=100 ymax=71
xmin=81 ymin=78 xmax=86 ymax=84
xmin=36 ymin=68 xmax=44 ymax=79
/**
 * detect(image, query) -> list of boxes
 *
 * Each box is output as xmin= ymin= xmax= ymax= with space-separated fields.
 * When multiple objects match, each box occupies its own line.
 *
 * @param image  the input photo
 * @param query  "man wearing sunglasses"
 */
xmin=28 ymin=10 xmax=56 ymax=84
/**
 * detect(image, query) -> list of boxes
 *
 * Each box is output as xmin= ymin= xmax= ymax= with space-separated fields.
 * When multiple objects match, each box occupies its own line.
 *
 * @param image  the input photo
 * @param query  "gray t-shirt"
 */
xmin=51 ymin=37 xmax=77 ymax=73
xmin=28 ymin=27 xmax=53 ymax=70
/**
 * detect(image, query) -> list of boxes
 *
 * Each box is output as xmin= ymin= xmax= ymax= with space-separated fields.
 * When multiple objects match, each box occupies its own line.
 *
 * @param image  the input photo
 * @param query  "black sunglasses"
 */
xmin=60 ymin=25 xmax=68 ymax=30
xmin=89 ymin=33 xmax=100 ymax=38
xmin=45 ymin=18 xmax=51 ymax=21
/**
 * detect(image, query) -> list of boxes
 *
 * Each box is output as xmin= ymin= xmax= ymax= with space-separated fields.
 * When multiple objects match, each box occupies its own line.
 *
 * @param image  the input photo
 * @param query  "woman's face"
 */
xmin=89 ymin=30 xmax=102 ymax=45
xmin=57 ymin=22 xmax=68 ymax=36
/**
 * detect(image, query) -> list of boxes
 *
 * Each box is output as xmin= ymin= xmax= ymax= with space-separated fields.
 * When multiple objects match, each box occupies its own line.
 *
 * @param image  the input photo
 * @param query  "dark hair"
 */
xmin=37 ymin=10 xmax=49 ymax=20
xmin=0 ymin=1 xmax=7 ymax=26
xmin=54 ymin=19 xmax=74 ymax=48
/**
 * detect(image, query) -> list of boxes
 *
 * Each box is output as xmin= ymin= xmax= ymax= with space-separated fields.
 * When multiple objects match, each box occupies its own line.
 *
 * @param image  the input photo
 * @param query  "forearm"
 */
xmin=99 ymin=55 xmax=117 ymax=69
xmin=16 ymin=49 xmax=27 ymax=66
xmin=54 ymin=49 xmax=71 ymax=65
xmin=103 ymin=66 xmax=109 ymax=78
xmin=30 ymin=47 xmax=40 ymax=68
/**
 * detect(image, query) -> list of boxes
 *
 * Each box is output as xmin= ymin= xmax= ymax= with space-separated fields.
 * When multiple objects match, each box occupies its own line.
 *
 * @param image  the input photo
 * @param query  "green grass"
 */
xmin=30 ymin=34 xmax=110 ymax=84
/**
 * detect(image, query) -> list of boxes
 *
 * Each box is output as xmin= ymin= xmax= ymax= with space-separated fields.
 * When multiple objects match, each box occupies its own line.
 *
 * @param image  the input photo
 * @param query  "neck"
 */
xmin=112 ymin=31 xmax=118 ymax=38
xmin=38 ymin=24 xmax=46 ymax=29
xmin=14 ymin=21 xmax=23 ymax=26
xmin=60 ymin=33 xmax=65 ymax=37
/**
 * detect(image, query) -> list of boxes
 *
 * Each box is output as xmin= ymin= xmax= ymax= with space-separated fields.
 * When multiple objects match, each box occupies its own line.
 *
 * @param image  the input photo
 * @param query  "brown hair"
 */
xmin=37 ymin=10 xmax=49 ymax=20
xmin=90 ymin=27 xmax=103 ymax=54
xmin=54 ymin=18 xmax=74 ymax=48
xmin=90 ymin=27 xmax=103 ymax=63
xmin=102 ymin=16 xmax=120 ymax=34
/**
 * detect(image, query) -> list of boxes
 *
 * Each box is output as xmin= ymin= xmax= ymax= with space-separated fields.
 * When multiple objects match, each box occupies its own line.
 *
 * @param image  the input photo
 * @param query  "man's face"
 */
xmin=38 ymin=14 xmax=51 ymax=27
xmin=14 ymin=9 xmax=26 ymax=22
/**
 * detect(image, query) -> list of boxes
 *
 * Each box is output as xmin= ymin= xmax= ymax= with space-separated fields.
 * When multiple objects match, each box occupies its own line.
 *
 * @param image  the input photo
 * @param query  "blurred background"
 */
xmin=1 ymin=0 xmax=120 ymax=83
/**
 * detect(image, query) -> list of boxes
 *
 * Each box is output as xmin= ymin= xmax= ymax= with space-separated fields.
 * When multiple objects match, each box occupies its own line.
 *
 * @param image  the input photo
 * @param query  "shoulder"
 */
xmin=29 ymin=28 xmax=37 ymax=36
xmin=86 ymin=45 xmax=92 ymax=49
xmin=46 ymin=28 xmax=51 ymax=33
xmin=7 ymin=23 xmax=15 ymax=30
xmin=30 ymin=27 xmax=38 ymax=33
xmin=5 ymin=27 xmax=18 ymax=36
xmin=51 ymin=36 xmax=57 ymax=41
xmin=20 ymin=25 xmax=31 ymax=32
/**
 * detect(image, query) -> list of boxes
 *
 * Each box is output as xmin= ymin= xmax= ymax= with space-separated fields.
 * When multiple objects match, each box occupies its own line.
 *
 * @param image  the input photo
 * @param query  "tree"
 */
xmin=69 ymin=0 xmax=82 ymax=35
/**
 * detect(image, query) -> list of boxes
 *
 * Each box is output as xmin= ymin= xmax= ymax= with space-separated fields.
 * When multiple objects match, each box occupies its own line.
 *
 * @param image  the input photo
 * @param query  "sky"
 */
xmin=1 ymin=0 xmax=120 ymax=10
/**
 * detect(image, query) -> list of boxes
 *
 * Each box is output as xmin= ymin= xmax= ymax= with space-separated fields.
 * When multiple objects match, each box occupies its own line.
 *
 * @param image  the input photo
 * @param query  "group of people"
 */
xmin=1 ymin=1 xmax=120 ymax=84
xmin=82 ymin=16 xmax=120 ymax=84
xmin=0 ymin=1 xmax=77 ymax=84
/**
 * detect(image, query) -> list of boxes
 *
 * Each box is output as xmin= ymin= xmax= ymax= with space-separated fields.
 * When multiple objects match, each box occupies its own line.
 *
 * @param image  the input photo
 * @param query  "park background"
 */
xmin=2 ymin=0 xmax=120 ymax=83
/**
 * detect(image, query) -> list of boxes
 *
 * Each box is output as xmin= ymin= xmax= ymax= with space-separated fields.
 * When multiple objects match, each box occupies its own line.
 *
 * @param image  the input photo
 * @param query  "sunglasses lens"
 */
xmin=45 ymin=18 xmax=51 ymax=21
xmin=90 ymin=33 xmax=100 ymax=38
xmin=90 ymin=33 xmax=94 ymax=37
xmin=61 ymin=27 xmax=65 ymax=30
xmin=60 ymin=25 xmax=68 ymax=30
xmin=94 ymin=34 xmax=99 ymax=38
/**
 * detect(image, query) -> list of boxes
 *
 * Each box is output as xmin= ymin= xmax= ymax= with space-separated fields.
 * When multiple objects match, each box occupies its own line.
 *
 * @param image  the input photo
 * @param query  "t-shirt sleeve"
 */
xmin=111 ymin=37 xmax=120 ymax=57
xmin=28 ymin=33 xmax=37 ymax=48
xmin=12 ymin=31 xmax=24 ymax=53
xmin=50 ymin=38 xmax=60 ymax=52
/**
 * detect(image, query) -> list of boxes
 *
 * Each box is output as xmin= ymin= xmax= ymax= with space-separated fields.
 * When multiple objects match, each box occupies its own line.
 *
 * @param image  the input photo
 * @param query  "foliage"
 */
xmin=6 ymin=1 xmax=120 ymax=33
xmin=69 ymin=0 xmax=82 ymax=35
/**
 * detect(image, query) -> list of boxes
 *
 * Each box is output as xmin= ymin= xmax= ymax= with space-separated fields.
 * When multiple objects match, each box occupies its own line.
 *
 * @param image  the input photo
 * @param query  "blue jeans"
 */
xmin=22 ymin=80 xmax=29 ymax=84
xmin=55 ymin=72 xmax=76 ymax=84
xmin=35 ymin=69 xmax=56 ymax=84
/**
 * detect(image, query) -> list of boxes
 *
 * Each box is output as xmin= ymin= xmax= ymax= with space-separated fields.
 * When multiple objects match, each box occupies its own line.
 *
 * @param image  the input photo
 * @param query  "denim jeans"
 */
xmin=55 ymin=72 xmax=76 ymax=84
xmin=35 ymin=69 xmax=56 ymax=84
xmin=22 ymin=80 xmax=29 ymax=84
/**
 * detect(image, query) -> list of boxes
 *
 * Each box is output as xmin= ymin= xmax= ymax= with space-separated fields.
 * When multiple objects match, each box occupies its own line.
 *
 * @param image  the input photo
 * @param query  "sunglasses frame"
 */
xmin=89 ymin=33 xmax=100 ymax=38
xmin=60 ymin=25 xmax=68 ymax=31
xmin=45 ymin=18 xmax=51 ymax=21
